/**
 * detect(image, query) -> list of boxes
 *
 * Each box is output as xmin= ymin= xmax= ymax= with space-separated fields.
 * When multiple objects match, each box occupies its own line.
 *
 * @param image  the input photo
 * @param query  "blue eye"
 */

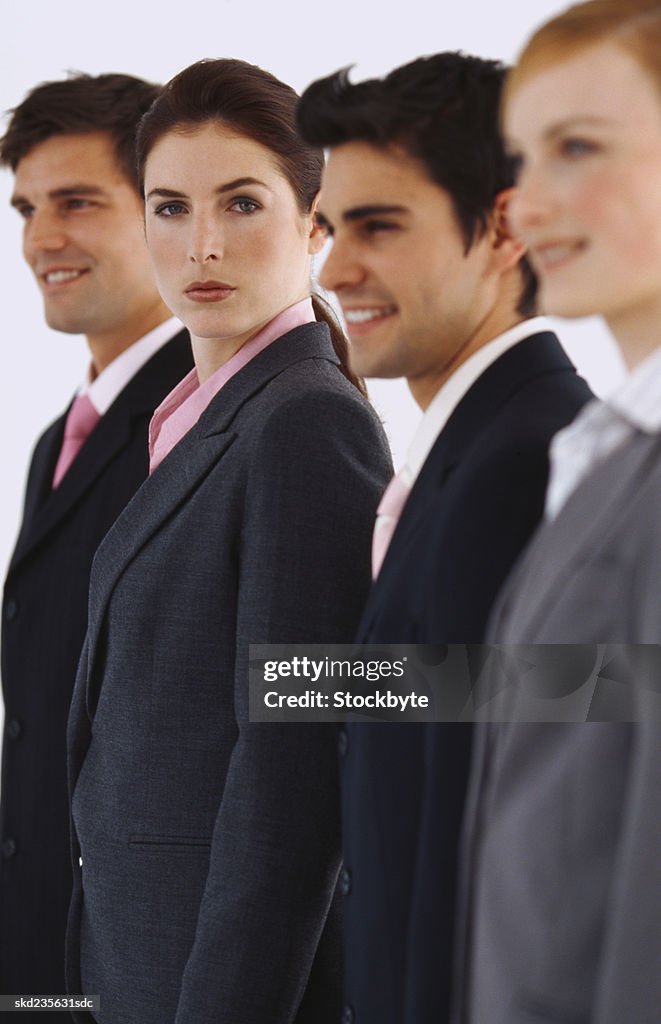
xmin=155 ymin=202 xmax=186 ymax=217
xmin=561 ymin=138 xmax=597 ymax=158
xmin=230 ymin=197 xmax=260 ymax=214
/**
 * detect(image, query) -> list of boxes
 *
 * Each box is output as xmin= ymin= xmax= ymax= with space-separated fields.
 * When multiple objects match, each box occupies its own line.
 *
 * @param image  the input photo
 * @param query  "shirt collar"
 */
xmin=81 ymin=317 xmax=184 ymax=416
xmin=148 ymin=298 xmax=315 ymax=473
xmin=604 ymin=343 xmax=661 ymax=433
xmin=403 ymin=316 xmax=551 ymax=486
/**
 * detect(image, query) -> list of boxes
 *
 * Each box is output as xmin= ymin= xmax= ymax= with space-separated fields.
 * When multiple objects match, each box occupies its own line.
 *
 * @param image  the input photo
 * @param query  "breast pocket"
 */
xmin=129 ymin=834 xmax=212 ymax=852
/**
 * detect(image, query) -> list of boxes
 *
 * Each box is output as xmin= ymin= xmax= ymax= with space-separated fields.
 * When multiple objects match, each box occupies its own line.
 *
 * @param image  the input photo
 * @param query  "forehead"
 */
xmin=14 ymin=132 xmax=128 ymax=193
xmin=144 ymin=122 xmax=285 ymax=188
xmin=506 ymin=41 xmax=661 ymax=144
xmin=320 ymin=140 xmax=447 ymax=213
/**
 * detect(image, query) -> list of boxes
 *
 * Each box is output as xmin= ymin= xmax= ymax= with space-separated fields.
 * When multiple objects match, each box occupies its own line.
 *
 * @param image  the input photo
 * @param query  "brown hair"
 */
xmin=136 ymin=58 xmax=366 ymax=395
xmin=504 ymin=0 xmax=661 ymax=110
xmin=0 ymin=72 xmax=161 ymax=194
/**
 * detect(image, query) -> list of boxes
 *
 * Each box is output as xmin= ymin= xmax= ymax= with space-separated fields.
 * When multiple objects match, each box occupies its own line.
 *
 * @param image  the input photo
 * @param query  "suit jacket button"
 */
xmin=6 ymin=718 xmax=22 ymax=740
xmin=341 ymin=1005 xmax=355 ymax=1024
xmin=5 ymin=599 xmax=18 ymax=622
xmin=339 ymin=866 xmax=351 ymax=897
xmin=338 ymin=728 xmax=348 ymax=756
xmin=2 ymin=838 xmax=17 ymax=860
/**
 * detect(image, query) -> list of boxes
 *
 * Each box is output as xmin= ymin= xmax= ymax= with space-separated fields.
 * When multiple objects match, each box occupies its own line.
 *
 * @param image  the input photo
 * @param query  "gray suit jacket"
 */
xmin=455 ymin=430 xmax=661 ymax=1024
xmin=66 ymin=322 xmax=392 ymax=1024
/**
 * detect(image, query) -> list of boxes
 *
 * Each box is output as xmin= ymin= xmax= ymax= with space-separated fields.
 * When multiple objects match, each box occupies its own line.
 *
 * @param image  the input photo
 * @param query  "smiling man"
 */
xmin=0 ymin=73 xmax=193 ymax=1012
xmin=298 ymin=53 xmax=593 ymax=1024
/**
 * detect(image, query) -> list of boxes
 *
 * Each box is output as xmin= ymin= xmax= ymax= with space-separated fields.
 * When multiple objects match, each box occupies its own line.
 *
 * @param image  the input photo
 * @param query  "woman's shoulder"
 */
xmin=261 ymin=357 xmax=382 ymax=429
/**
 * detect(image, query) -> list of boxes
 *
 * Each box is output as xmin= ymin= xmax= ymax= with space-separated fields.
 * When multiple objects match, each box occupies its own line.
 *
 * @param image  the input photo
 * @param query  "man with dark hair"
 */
xmin=0 ymin=73 xmax=193 ymax=1011
xmin=298 ymin=53 xmax=592 ymax=1024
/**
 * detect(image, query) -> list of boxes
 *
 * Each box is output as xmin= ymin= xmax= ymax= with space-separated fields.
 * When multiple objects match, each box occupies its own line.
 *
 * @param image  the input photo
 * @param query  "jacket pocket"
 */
xmin=129 ymin=834 xmax=211 ymax=849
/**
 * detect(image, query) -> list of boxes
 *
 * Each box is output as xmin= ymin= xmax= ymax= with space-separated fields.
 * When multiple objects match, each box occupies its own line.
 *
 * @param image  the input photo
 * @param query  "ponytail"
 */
xmin=311 ymin=293 xmax=367 ymax=398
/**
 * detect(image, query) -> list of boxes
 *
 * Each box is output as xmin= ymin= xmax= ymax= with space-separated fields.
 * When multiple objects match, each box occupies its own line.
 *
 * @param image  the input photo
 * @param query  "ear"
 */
xmin=490 ymin=187 xmax=527 ymax=271
xmin=307 ymin=193 xmax=327 ymax=256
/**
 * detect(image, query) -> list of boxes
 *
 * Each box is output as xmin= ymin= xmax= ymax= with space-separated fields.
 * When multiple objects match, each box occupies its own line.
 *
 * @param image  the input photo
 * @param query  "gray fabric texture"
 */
xmin=455 ymin=432 xmax=661 ymax=1024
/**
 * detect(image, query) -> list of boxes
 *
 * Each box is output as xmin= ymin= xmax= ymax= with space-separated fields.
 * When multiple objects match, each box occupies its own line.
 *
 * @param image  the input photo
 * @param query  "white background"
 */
xmin=0 ymin=0 xmax=625 ymax=584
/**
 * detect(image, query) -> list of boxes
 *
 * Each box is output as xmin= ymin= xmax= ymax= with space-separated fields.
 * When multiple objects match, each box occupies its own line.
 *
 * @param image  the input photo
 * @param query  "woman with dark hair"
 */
xmin=66 ymin=59 xmax=391 ymax=1024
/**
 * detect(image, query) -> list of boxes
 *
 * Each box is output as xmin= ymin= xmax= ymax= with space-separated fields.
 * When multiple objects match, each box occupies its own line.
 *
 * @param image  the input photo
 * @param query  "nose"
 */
xmin=319 ymin=236 xmax=365 ymax=294
xmin=510 ymin=161 xmax=555 ymax=237
xmin=24 ymin=208 xmax=68 ymax=260
xmin=188 ymin=212 xmax=222 ymax=264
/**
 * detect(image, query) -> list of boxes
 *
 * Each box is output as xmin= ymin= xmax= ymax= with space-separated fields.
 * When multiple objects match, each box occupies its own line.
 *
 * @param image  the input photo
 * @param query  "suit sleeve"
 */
xmin=174 ymin=386 xmax=392 ymax=1024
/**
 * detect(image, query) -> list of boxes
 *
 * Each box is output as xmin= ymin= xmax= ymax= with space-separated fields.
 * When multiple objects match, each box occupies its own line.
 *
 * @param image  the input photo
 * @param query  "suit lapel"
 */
xmin=493 ymin=430 xmax=661 ymax=640
xmin=17 ymin=413 xmax=67 ymax=534
xmin=357 ymin=332 xmax=579 ymax=638
xmin=85 ymin=322 xmax=338 ymax=646
xmin=7 ymin=331 xmax=192 ymax=575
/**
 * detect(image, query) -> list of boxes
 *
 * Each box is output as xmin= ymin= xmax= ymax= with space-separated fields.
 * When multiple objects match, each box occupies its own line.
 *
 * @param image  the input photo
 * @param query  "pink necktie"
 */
xmin=52 ymin=394 xmax=101 ymax=488
xmin=371 ymin=473 xmax=410 ymax=579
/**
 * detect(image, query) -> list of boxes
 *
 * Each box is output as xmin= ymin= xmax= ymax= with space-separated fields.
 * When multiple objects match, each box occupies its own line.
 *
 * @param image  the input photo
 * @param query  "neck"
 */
xmin=191 ymin=293 xmax=310 ymax=383
xmin=409 ymin=290 xmax=526 ymax=410
xmin=607 ymin=299 xmax=661 ymax=370
xmin=87 ymin=297 xmax=172 ymax=375
xmin=191 ymin=320 xmax=271 ymax=385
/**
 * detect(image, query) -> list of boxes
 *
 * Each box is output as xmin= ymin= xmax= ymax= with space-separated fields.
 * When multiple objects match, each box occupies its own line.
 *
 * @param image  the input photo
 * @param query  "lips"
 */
xmin=185 ymin=280 xmax=235 ymax=303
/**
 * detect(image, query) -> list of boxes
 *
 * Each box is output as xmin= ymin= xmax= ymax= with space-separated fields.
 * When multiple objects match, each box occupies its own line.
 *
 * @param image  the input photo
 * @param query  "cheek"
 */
xmin=145 ymin=224 xmax=182 ymax=276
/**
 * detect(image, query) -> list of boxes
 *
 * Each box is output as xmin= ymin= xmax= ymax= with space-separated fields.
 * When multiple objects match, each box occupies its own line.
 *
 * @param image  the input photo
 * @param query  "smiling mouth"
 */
xmin=42 ymin=269 xmax=89 ymax=287
xmin=533 ymin=241 xmax=586 ymax=270
xmin=343 ymin=305 xmax=397 ymax=325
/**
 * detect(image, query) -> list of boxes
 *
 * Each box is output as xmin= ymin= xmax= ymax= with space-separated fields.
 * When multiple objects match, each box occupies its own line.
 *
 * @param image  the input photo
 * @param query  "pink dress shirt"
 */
xmin=149 ymin=299 xmax=315 ymax=473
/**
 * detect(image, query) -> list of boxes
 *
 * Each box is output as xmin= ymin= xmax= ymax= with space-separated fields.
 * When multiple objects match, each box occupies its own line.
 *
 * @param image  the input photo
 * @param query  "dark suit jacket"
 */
xmin=339 ymin=330 xmax=593 ymax=1024
xmin=65 ymin=322 xmax=393 ymax=1024
xmin=0 ymin=330 xmax=193 ymax=1013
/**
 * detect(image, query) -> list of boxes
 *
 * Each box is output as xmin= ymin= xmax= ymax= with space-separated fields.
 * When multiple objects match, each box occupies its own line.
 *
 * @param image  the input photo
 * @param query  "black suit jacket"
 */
xmin=65 ymin=323 xmax=392 ymax=1024
xmin=0 ymin=330 xmax=193 ymax=1014
xmin=340 ymin=331 xmax=593 ymax=1024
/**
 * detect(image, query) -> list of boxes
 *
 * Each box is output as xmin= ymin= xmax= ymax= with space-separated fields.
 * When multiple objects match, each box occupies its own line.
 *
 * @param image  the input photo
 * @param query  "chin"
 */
xmin=44 ymin=313 xmax=87 ymax=335
xmin=540 ymin=283 xmax=599 ymax=321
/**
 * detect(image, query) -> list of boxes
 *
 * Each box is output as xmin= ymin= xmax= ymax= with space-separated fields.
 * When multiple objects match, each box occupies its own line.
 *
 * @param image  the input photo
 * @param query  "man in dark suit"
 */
xmin=297 ymin=53 xmax=593 ymax=1024
xmin=0 ymin=73 xmax=193 ymax=1011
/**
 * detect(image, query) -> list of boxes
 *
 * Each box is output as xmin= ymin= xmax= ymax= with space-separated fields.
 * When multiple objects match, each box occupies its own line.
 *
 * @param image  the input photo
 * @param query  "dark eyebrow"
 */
xmin=216 ymin=176 xmax=272 ymax=194
xmin=343 ymin=204 xmax=408 ymax=222
xmin=146 ymin=176 xmax=273 ymax=202
xmin=10 ymin=184 xmax=107 ymax=208
xmin=544 ymin=116 xmax=617 ymax=141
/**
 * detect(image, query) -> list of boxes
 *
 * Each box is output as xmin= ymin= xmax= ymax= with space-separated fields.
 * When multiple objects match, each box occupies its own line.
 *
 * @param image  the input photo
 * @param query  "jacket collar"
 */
xmin=357 ymin=331 xmax=578 ymax=637
xmin=7 ymin=330 xmax=192 ymax=575
xmin=85 ymin=322 xmax=336 ymax=644
xmin=490 ymin=429 xmax=661 ymax=642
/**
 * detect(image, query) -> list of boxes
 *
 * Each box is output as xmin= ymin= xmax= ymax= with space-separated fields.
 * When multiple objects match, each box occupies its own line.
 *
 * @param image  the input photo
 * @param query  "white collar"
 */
xmin=402 ymin=316 xmax=552 ymax=486
xmin=80 ymin=317 xmax=184 ymax=416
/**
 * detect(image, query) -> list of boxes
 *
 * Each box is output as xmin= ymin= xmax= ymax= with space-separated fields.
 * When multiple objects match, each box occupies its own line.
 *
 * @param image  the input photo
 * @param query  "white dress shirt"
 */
xmin=400 ymin=316 xmax=552 ymax=490
xmin=546 ymin=343 xmax=661 ymax=520
xmin=78 ymin=317 xmax=184 ymax=415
